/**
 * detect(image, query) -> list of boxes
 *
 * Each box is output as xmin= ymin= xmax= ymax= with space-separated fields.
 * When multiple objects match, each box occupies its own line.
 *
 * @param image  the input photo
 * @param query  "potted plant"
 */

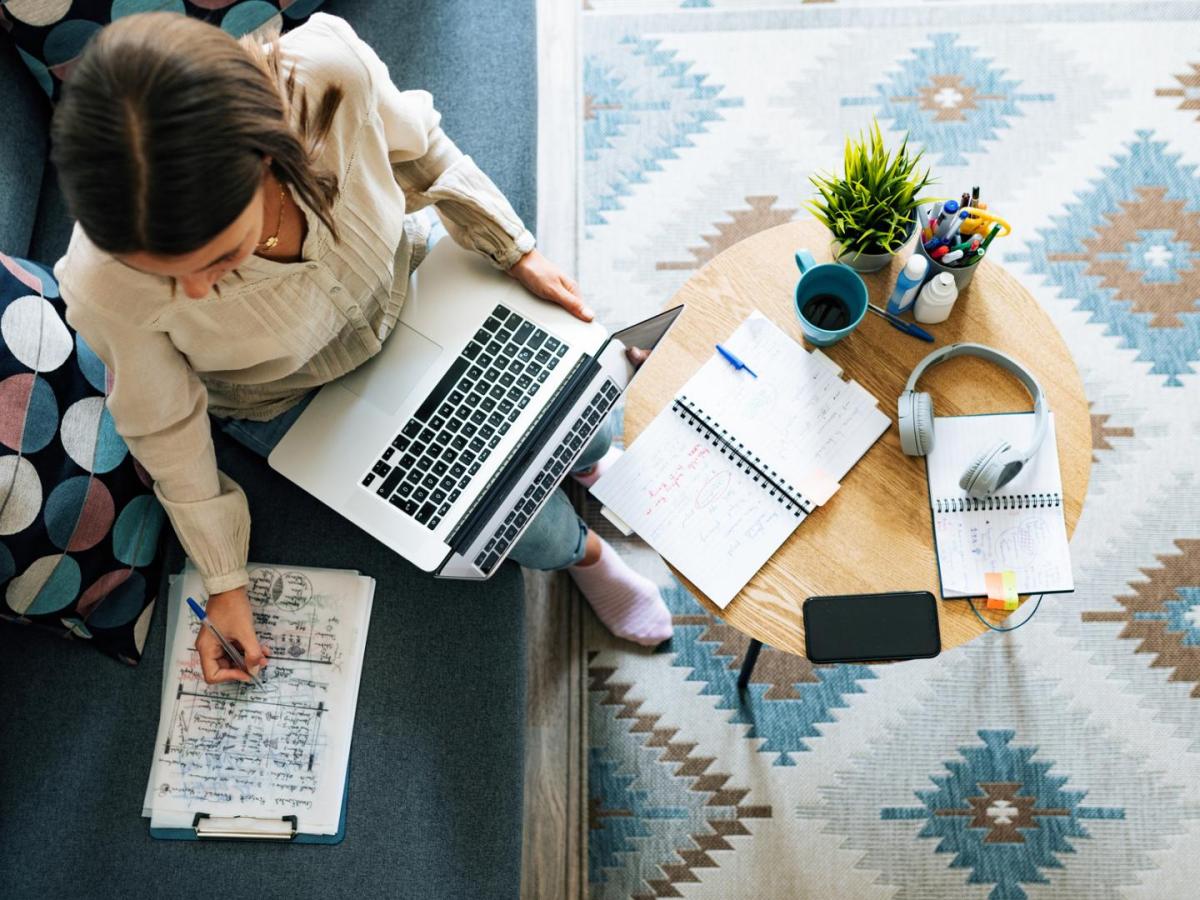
xmin=807 ymin=120 xmax=934 ymax=273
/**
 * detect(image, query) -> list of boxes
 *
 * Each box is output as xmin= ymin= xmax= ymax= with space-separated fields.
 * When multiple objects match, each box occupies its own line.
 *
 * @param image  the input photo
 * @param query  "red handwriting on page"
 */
xmin=643 ymin=442 xmax=711 ymax=517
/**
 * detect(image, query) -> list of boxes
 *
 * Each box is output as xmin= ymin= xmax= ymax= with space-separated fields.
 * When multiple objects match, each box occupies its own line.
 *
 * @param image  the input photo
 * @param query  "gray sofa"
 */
xmin=0 ymin=3 xmax=536 ymax=898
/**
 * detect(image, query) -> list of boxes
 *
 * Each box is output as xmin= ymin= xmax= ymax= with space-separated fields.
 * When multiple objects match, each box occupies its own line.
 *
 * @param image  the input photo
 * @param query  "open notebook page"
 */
xmin=927 ymin=413 xmax=1073 ymax=597
xmin=592 ymin=312 xmax=889 ymax=607
xmin=591 ymin=409 xmax=802 ymax=608
xmin=144 ymin=565 xmax=374 ymax=834
xmin=682 ymin=313 xmax=890 ymax=494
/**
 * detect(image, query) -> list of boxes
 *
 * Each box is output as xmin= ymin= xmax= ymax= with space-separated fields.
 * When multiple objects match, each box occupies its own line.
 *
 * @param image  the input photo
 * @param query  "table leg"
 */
xmin=737 ymin=639 xmax=764 ymax=693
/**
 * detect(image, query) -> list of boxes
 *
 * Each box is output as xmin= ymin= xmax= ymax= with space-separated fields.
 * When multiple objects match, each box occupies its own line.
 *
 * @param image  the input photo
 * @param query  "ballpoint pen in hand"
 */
xmin=187 ymin=596 xmax=264 ymax=688
xmin=867 ymin=303 xmax=935 ymax=343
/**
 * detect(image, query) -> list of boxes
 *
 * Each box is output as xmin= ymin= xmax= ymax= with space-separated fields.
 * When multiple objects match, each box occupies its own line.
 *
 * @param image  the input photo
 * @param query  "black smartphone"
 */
xmin=802 ymin=592 xmax=940 ymax=664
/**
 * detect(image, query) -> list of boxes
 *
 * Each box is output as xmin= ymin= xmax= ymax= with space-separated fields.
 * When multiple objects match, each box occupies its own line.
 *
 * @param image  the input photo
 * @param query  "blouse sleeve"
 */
xmin=321 ymin=15 xmax=535 ymax=269
xmin=62 ymin=298 xmax=251 ymax=595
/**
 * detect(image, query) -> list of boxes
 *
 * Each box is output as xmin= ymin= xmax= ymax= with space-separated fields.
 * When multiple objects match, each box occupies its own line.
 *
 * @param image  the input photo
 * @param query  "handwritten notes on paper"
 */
xmin=594 ymin=411 xmax=801 ymax=607
xmin=144 ymin=565 xmax=374 ymax=834
xmin=591 ymin=312 xmax=889 ymax=608
xmin=682 ymin=314 xmax=889 ymax=487
xmin=927 ymin=413 xmax=1073 ymax=599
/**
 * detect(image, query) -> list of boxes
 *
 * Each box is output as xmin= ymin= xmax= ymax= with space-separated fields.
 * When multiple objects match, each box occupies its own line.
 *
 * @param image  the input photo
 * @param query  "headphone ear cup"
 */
xmin=899 ymin=392 xmax=935 ymax=456
xmin=960 ymin=441 xmax=1010 ymax=498
xmin=911 ymin=392 xmax=934 ymax=456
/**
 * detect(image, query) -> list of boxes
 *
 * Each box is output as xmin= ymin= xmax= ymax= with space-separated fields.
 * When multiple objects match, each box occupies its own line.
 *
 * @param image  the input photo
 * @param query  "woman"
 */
xmin=51 ymin=12 xmax=671 ymax=683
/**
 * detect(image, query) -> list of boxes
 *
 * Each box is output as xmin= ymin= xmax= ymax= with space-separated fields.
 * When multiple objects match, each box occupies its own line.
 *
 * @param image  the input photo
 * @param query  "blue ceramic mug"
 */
xmin=793 ymin=249 xmax=869 ymax=347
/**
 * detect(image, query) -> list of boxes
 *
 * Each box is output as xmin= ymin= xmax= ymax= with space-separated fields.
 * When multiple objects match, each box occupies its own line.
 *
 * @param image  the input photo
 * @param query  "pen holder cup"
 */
xmin=914 ymin=208 xmax=979 ymax=292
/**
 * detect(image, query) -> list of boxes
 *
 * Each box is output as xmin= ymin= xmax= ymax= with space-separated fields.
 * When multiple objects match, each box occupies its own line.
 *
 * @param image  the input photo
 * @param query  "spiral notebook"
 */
xmin=926 ymin=412 xmax=1074 ymax=599
xmin=591 ymin=312 xmax=889 ymax=607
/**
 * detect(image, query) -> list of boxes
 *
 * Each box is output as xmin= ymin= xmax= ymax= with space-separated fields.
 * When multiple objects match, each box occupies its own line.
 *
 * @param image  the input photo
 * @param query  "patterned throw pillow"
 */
xmin=0 ymin=0 xmax=326 ymax=101
xmin=0 ymin=252 xmax=166 ymax=665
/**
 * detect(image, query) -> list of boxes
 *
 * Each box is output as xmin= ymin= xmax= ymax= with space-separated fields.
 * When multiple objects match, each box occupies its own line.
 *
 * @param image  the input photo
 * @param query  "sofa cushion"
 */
xmin=1 ymin=0 xmax=327 ymax=102
xmin=0 ymin=33 xmax=50 ymax=257
xmin=323 ymin=0 xmax=539 ymax=233
xmin=0 ymin=251 xmax=166 ymax=664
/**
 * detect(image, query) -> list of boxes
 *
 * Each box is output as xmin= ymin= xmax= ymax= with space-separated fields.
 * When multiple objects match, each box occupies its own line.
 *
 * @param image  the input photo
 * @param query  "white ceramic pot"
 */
xmin=831 ymin=216 xmax=916 ymax=273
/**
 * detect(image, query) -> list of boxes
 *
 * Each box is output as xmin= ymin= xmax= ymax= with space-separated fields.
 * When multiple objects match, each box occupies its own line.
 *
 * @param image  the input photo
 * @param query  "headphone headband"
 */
xmin=904 ymin=343 xmax=1048 ymax=466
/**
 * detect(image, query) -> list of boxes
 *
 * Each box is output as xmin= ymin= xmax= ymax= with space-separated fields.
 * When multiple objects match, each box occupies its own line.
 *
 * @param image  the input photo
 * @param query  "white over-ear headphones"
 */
xmin=898 ymin=343 xmax=1049 ymax=499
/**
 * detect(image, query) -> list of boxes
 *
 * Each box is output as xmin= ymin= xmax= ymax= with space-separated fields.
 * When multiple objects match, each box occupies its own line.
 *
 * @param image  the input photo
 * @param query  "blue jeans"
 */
xmin=220 ymin=404 xmax=610 ymax=571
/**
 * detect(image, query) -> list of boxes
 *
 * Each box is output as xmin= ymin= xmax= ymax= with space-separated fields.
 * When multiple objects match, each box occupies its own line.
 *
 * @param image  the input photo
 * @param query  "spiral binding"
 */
xmin=672 ymin=395 xmax=811 ymax=517
xmin=933 ymin=493 xmax=1063 ymax=513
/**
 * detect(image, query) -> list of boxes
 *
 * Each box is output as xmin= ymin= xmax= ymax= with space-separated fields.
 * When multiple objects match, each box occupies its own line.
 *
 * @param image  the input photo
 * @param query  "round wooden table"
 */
xmin=624 ymin=220 xmax=1091 ymax=657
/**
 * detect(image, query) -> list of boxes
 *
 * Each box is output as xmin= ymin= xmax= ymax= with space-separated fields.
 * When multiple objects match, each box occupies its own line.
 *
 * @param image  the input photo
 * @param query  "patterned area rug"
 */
xmin=576 ymin=2 xmax=1200 ymax=897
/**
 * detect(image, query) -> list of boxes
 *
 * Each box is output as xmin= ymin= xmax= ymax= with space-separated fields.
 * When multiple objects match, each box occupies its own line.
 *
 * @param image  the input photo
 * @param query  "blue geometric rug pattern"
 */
xmin=576 ymin=3 xmax=1200 ymax=897
xmin=583 ymin=36 xmax=743 ymax=230
xmin=841 ymin=32 xmax=1055 ymax=166
xmin=1012 ymin=132 xmax=1200 ymax=387
xmin=880 ymin=729 xmax=1126 ymax=900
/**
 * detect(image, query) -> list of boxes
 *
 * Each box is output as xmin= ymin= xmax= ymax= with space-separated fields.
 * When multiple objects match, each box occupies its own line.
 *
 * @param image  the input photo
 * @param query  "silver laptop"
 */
xmin=269 ymin=238 xmax=682 ymax=579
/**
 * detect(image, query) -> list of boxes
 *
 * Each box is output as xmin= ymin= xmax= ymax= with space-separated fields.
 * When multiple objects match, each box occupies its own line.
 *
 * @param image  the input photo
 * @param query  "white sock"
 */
xmin=569 ymin=539 xmax=672 ymax=646
xmin=571 ymin=446 xmax=622 ymax=488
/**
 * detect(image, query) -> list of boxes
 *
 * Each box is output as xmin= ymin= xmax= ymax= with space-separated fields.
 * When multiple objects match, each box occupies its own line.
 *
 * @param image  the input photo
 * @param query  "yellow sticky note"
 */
xmin=985 ymin=570 xmax=1019 ymax=610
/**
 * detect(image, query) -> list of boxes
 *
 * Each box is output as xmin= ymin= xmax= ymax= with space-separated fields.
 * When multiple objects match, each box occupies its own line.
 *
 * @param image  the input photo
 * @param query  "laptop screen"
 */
xmin=600 ymin=304 xmax=684 ymax=385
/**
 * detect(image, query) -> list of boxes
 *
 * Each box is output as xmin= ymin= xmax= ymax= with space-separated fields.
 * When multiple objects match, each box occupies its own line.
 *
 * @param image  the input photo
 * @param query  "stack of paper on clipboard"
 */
xmin=591 ymin=312 xmax=889 ymax=607
xmin=142 ymin=564 xmax=375 ymax=843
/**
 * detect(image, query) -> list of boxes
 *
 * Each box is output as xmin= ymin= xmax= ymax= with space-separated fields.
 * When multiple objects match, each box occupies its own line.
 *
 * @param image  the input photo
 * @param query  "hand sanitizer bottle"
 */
xmin=913 ymin=272 xmax=958 ymax=324
xmin=886 ymin=255 xmax=929 ymax=315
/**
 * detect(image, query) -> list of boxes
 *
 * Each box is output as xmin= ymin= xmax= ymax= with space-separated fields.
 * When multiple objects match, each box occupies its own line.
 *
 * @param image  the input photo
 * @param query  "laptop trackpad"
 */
xmin=339 ymin=322 xmax=443 ymax=416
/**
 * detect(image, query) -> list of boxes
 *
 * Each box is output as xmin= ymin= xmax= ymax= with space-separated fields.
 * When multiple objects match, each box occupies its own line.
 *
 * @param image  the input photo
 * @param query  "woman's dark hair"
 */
xmin=51 ymin=11 xmax=343 ymax=256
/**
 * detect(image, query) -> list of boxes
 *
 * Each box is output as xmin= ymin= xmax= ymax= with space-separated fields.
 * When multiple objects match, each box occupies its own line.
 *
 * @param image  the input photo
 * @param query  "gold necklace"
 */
xmin=257 ymin=183 xmax=287 ymax=251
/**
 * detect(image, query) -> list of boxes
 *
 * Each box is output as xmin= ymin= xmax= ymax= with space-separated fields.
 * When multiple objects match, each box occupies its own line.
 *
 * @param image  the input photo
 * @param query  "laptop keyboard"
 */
xmin=473 ymin=379 xmax=621 ymax=576
xmin=361 ymin=304 xmax=568 ymax=530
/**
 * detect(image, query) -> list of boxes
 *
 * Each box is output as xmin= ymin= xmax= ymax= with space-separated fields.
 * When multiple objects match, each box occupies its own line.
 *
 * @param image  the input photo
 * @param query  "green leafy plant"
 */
xmin=807 ymin=120 xmax=935 ymax=258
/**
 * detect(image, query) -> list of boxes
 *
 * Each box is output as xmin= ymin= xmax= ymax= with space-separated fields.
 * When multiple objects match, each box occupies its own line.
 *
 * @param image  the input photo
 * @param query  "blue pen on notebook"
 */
xmin=715 ymin=343 xmax=758 ymax=378
xmin=187 ymin=596 xmax=263 ymax=688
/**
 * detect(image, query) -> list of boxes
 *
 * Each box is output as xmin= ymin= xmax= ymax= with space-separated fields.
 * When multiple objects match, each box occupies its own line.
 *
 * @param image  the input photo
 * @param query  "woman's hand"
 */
xmin=196 ymin=587 xmax=269 ymax=685
xmin=508 ymin=250 xmax=593 ymax=322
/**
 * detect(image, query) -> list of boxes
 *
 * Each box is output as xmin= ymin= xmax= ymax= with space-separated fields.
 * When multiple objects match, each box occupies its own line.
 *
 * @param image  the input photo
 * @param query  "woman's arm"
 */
xmin=65 ymin=301 xmax=266 ymax=682
xmin=317 ymin=16 xmax=534 ymax=270
xmin=63 ymin=301 xmax=253 ymax=595
xmin=314 ymin=16 xmax=592 ymax=319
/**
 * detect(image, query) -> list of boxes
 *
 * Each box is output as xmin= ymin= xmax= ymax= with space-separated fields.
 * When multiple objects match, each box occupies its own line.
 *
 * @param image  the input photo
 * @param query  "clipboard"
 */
xmin=148 ymin=769 xmax=350 ymax=843
xmin=144 ymin=565 xmax=374 ymax=845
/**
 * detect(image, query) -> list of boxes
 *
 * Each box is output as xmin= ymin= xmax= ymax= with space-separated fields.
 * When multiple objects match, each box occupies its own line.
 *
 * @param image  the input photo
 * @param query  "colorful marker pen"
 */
xmin=936 ymin=201 xmax=961 ymax=238
xmin=942 ymin=210 xmax=967 ymax=243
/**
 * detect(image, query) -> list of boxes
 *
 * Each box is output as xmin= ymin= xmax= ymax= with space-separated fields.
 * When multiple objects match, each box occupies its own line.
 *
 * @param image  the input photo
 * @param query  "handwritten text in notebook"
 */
xmin=926 ymin=413 xmax=1073 ymax=598
xmin=592 ymin=312 xmax=888 ymax=608
xmin=595 ymin=411 xmax=800 ymax=607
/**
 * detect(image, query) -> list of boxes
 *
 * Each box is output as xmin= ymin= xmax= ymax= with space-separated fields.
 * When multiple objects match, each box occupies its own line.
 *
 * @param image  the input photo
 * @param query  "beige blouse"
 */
xmin=55 ymin=14 xmax=536 ymax=594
